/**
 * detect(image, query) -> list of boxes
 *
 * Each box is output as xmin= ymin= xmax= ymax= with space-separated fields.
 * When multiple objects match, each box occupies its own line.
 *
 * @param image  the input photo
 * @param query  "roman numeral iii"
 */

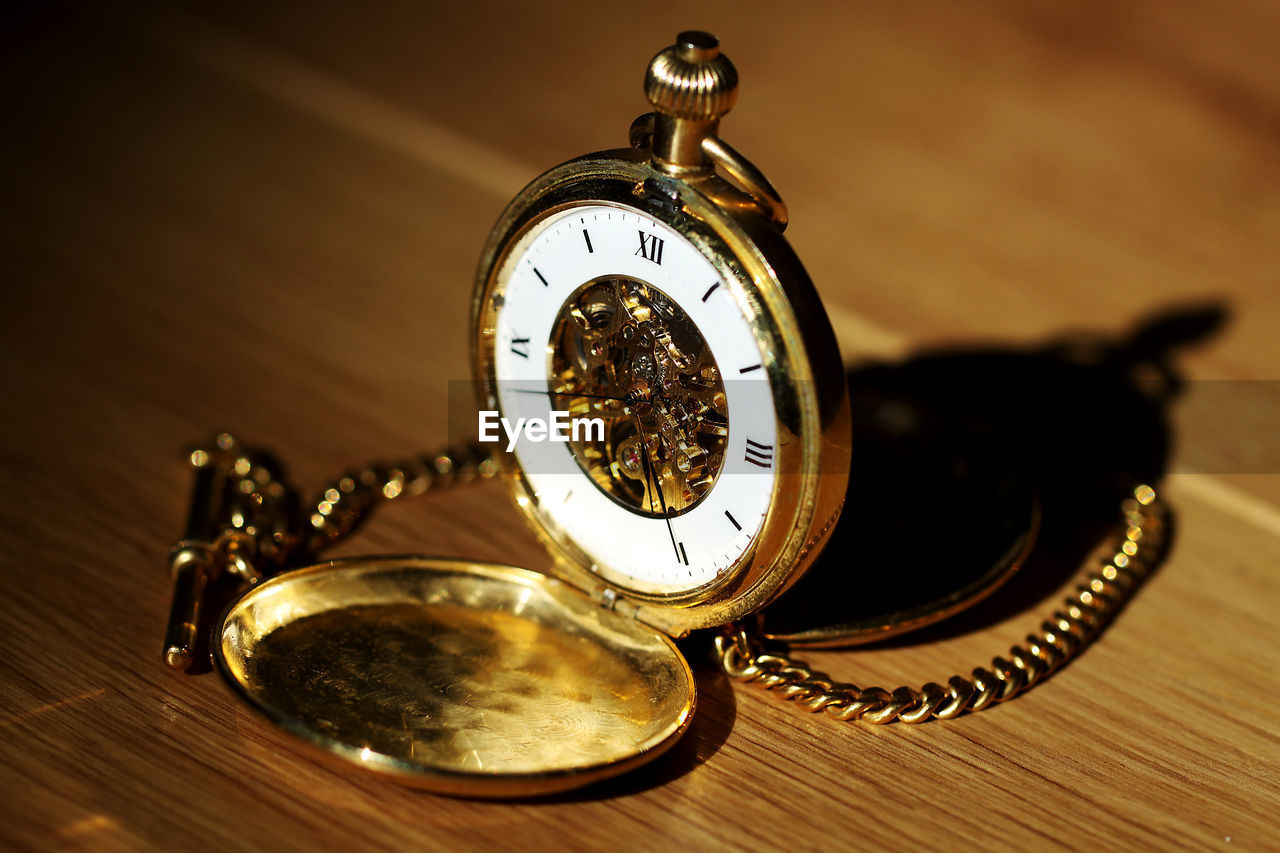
xmin=635 ymin=231 xmax=665 ymax=265
xmin=744 ymin=438 xmax=774 ymax=469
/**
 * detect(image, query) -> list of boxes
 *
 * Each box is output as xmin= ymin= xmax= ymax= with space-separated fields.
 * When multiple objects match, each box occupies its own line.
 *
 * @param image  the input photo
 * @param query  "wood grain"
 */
xmin=2 ymin=2 xmax=1277 ymax=849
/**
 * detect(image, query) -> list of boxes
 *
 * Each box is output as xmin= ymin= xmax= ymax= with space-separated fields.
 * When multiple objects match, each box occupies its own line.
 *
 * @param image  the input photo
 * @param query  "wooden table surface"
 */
xmin=3 ymin=2 xmax=1278 ymax=849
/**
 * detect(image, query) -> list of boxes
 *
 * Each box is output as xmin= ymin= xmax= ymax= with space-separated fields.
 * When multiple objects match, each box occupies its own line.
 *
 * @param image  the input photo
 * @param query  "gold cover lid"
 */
xmin=215 ymin=556 xmax=695 ymax=797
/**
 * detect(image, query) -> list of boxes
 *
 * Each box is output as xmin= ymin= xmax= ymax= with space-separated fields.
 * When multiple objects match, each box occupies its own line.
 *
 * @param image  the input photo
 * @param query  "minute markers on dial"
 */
xmin=488 ymin=203 xmax=777 ymax=593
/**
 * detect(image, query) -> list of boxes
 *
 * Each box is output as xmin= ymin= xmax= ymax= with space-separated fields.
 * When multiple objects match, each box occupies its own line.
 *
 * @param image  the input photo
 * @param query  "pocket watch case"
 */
xmin=173 ymin=29 xmax=1166 ymax=797
xmin=207 ymin=31 xmax=850 ymax=798
xmin=469 ymin=31 xmax=851 ymax=637
xmin=215 ymin=556 xmax=696 ymax=797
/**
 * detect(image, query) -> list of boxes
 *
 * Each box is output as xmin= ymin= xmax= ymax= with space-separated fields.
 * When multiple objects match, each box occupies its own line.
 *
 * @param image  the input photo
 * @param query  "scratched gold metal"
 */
xmin=216 ymin=556 xmax=695 ymax=797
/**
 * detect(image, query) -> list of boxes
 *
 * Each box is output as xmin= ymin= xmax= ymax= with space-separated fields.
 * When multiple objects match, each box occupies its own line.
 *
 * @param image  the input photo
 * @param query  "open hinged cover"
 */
xmin=215 ymin=556 xmax=695 ymax=797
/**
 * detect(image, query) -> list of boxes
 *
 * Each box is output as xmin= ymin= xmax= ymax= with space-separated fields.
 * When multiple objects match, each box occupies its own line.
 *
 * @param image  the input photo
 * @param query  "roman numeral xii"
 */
xmin=635 ymin=231 xmax=664 ymax=265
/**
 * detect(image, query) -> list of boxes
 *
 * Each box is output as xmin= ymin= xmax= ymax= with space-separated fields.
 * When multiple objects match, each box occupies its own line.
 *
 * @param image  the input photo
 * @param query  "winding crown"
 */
xmin=644 ymin=31 xmax=739 ymax=121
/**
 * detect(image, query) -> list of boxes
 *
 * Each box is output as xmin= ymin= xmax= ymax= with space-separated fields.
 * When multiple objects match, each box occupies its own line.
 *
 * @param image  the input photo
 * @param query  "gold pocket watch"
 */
xmin=164 ymin=31 xmax=1165 ymax=798
xmin=469 ymin=29 xmax=850 ymax=639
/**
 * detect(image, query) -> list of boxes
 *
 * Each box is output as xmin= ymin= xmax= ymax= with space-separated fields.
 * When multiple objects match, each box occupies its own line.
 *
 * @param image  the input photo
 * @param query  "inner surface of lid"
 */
xmin=215 ymin=556 xmax=695 ymax=797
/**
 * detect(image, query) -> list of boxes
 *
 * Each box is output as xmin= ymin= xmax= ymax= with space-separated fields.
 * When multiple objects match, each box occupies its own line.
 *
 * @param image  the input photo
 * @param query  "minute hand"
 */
xmin=630 ymin=414 xmax=684 ymax=565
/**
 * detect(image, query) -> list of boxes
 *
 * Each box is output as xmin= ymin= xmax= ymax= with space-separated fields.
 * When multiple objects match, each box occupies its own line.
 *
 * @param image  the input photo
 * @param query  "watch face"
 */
xmin=481 ymin=202 xmax=778 ymax=596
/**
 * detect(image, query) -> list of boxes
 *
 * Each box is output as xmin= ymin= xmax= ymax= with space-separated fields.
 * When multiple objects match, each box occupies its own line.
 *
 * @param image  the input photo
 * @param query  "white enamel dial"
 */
xmin=490 ymin=203 xmax=778 ymax=595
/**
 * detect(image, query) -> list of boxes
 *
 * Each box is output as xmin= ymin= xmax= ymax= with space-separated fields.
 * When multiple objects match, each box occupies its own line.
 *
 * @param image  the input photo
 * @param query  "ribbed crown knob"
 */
xmin=644 ymin=31 xmax=739 ymax=121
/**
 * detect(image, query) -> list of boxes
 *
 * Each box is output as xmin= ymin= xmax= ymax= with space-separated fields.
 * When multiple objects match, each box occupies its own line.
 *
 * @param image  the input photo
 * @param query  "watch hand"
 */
xmin=503 ymin=387 xmax=629 ymax=403
xmin=630 ymin=413 xmax=683 ymax=564
xmin=643 ymin=442 xmax=682 ymax=563
xmin=639 ymin=437 xmax=659 ymax=517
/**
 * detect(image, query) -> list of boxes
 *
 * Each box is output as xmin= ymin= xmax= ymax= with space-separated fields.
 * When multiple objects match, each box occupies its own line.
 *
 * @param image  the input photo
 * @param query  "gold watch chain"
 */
xmin=713 ymin=485 xmax=1166 ymax=723
xmin=162 ymin=434 xmax=496 ymax=670
xmin=166 ymin=436 xmax=1167 ymax=728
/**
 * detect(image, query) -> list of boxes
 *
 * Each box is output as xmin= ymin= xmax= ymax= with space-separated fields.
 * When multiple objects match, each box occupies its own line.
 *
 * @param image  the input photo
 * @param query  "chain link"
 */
xmin=163 ymin=434 xmax=500 ymax=670
xmin=713 ymin=485 xmax=1167 ymax=723
xmin=174 ymin=438 xmax=1167 ymax=725
xmin=179 ymin=435 xmax=497 ymax=578
xmin=300 ymin=444 xmax=499 ymax=555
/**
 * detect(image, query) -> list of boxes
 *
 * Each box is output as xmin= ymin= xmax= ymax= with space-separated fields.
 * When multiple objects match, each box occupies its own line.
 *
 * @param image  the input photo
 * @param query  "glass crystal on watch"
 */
xmin=550 ymin=277 xmax=728 ymax=518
